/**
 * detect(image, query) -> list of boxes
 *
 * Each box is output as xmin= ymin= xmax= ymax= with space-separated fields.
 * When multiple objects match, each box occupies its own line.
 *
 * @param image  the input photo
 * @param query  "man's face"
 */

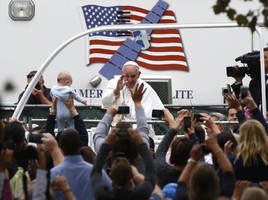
xmin=227 ymin=108 xmax=237 ymax=121
xmin=26 ymin=73 xmax=44 ymax=87
xmin=122 ymin=65 xmax=140 ymax=89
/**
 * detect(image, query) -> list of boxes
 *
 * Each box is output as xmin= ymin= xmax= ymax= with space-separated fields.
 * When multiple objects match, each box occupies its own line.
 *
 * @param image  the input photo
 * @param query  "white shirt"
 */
xmin=102 ymin=76 xmax=164 ymax=120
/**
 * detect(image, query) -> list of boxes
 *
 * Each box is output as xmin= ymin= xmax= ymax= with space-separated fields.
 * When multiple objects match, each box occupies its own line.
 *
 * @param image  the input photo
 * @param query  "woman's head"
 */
xmin=110 ymin=157 xmax=133 ymax=188
xmin=189 ymin=163 xmax=219 ymax=200
xmin=169 ymin=137 xmax=192 ymax=166
xmin=237 ymin=120 xmax=268 ymax=166
xmin=111 ymin=122 xmax=138 ymax=165
xmin=240 ymin=187 xmax=268 ymax=200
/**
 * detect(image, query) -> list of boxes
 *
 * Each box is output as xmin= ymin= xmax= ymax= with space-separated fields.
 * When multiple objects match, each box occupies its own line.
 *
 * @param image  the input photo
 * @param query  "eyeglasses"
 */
xmin=27 ymin=74 xmax=35 ymax=79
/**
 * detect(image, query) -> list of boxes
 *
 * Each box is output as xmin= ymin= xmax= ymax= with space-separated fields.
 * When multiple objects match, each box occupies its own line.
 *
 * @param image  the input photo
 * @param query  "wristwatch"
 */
xmin=187 ymin=158 xmax=197 ymax=165
xmin=49 ymin=107 xmax=55 ymax=114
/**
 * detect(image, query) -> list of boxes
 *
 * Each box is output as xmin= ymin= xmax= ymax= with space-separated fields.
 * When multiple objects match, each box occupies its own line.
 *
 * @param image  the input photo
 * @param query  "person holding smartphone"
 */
xmin=17 ymin=70 xmax=52 ymax=104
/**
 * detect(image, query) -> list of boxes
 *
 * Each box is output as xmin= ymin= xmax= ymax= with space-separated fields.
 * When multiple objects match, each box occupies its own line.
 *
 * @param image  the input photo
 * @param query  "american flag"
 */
xmin=81 ymin=4 xmax=188 ymax=72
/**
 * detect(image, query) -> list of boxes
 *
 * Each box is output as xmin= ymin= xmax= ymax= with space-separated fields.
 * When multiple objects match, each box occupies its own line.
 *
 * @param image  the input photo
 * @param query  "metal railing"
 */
xmin=11 ymin=23 xmax=266 ymax=119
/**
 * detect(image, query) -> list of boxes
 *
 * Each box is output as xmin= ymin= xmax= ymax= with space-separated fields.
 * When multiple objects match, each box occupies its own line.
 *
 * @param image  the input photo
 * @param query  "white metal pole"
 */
xmin=255 ymin=26 xmax=266 ymax=116
xmin=11 ymin=23 xmax=261 ymax=119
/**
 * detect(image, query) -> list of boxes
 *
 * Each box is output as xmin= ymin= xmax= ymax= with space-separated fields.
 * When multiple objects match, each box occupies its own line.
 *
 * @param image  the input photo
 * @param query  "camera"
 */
xmin=28 ymin=133 xmax=43 ymax=143
xmin=152 ymin=109 xmax=164 ymax=119
xmin=117 ymin=106 xmax=130 ymax=114
xmin=117 ymin=130 xmax=130 ymax=138
xmin=226 ymin=66 xmax=248 ymax=77
xmin=35 ymin=82 xmax=41 ymax=90
xmin=184 ymin=116 xmax=191 ymax=131
xmin=226 ymin=51 xmax=261 ymax=79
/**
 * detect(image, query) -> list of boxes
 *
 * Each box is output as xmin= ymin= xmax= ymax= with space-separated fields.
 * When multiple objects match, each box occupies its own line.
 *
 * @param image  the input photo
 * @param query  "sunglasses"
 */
xmin=27 ymin=74 xmax=35 ymax=79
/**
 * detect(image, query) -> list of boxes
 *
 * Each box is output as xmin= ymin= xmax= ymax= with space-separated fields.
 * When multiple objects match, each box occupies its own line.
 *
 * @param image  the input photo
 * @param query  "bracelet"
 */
xmin=187 ymin=158 xmax=197 ymax=165
xmin=63 ymin=189 xmax=71 ymax=193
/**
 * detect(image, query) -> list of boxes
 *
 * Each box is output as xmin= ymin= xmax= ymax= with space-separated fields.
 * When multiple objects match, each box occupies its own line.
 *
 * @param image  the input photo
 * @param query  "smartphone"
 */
xmin=194 ymin=114 xmax=204 ymax=123
xmin=117 ymin=106 xmax=130 ymax=114
xmin=227 ymin=84 xmax=232 ymax=93
xmin=152 ymin=109 xmax=164 ymax=119
xmin=240 ymin=86 xmax=248 ymax=100
xmin=184 ymin=116 xmax=191 ymax=131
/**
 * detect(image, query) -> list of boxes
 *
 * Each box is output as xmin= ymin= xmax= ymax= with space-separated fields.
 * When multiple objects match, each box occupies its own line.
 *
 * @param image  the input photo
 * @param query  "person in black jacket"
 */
xmin=230 ymin=48 xmax=268 ymax=110
xmin=17 ymin=70 xmax=52 ymax=104
xmin=91 ymin=126 xmax=157 ymax=200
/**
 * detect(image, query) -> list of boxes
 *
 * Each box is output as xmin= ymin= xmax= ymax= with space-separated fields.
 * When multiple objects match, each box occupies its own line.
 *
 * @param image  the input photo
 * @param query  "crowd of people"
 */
xmin=2 ymin=60 xmax=268 ymax=200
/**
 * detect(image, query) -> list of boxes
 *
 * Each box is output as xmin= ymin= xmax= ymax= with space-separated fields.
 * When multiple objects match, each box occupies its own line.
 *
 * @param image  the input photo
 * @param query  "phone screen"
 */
xmin=184 ymin=117 xmax=191 ymax=131
xmin=152 ymin=109 xmax=164 ymax=119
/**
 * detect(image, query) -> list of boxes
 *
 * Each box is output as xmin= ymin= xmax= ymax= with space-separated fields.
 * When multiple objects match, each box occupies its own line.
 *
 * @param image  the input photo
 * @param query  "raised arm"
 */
xmin=93 ymin=106 xmax=118 ymax=153
xmin=131 ymin=83 xmax=150 ymax=147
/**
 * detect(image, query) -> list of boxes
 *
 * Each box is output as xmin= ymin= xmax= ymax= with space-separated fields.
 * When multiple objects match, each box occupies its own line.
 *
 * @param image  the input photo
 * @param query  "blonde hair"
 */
xmin=241 ymin=187 xmax=268 ymax=200
xmin=57 ymin=71 xmax=72 ymax=85
xmin=236 ymin=120 xmax=268 ymax=167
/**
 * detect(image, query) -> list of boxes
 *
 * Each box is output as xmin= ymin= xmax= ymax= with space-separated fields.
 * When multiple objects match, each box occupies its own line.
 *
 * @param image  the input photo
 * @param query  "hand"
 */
xmin=104 ymin=127 xmax=118 ymax=145
xmin=224 ymin=93 xmax=243 ymax=111
xmin=240 ymin=91 xmax=258 ymax=111
xmin=224 ymin=140 xmax=234 ymax=156
xmin=41 ymin=133 xmax=59 ymax=153
xmin=128 ymin=128 xmax=144 ymax=145
xmin=113 ymin=75 xmax=125 ymax=95
xmin=200 ymin=113 xmax=220 ymax=135
xmin=64 ymin=96 xmax=78 ymax=116
xmin=52 ymin=175 xmax=71 ymax=192
xmin=174 ymin=109 xmax=189 ymax=131
xmin=81 ymin=99 xmax=87 ymax=105
xmin=162 ymin=108 xmax=175 ymax=128
xmin=232 ymin=180 xmax=251 ymax=200
xmin=107 ymin=105 xmax=119 ymax=116
xmin=131 ymin=83 xmax=147 ymax=107
xmin=233 ymin=74 xmax=245 ymax=83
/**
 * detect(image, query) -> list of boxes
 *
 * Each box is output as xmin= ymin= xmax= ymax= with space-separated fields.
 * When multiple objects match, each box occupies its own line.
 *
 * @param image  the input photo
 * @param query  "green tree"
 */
xmin=213 ymin=0 xmax=268 ymax=32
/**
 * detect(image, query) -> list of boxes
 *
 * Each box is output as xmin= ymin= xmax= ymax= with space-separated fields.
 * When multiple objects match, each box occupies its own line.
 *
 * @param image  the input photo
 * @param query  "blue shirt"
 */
xmin=51 ymin=155 xmax=111 ymax=200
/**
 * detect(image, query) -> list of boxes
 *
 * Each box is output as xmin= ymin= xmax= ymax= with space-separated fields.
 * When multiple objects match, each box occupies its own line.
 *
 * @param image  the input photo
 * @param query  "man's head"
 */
xmin=122 ymin=61 xmax=141 ymax=89
xmin=26 ymin=70 xmax=44 ymax=86
xmin=227 ymin=107 xmax=237 ymax=121
xmin=59 ymin=128 xmax=81 ymax=156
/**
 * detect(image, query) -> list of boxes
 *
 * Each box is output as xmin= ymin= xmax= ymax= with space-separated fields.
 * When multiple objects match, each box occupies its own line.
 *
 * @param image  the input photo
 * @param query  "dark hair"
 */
xmin=189 ymin=163 xmax=219 ymax=200
xmin=194 ymin=124 xmax=206 ymax=144
xmin=217 ymin=131 xmax=238 ymax=151
xmin=170 ymin=137 xmax=192 ymax=165
xmin=110 ymin=157 xmax=132 ymax=187
xmin=59 ymin=128 xmax=82 ymax=155
xmin=227 ymin=106 xmax=236 ymax=116
xmin=3 ymin=121 xmax=25 ymax=147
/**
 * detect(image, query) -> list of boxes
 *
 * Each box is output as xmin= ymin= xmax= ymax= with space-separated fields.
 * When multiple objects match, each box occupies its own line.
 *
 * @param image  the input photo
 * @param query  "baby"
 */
xmin=50 ymin=71 xmax=87 ymax=132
